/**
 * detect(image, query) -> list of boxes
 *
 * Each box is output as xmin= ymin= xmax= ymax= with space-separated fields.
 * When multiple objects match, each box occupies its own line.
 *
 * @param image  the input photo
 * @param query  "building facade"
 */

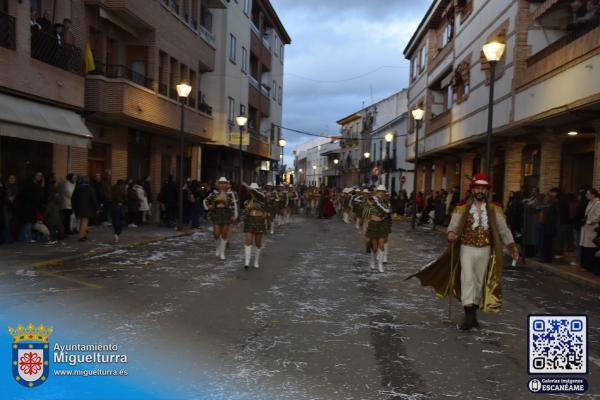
xmin=201 ymin=0 xmax=290 ymax=185
xmin=404 ymin=0 xmax=600 ymax=203
xmin=293 ymin=136 xmax=330 ymax=186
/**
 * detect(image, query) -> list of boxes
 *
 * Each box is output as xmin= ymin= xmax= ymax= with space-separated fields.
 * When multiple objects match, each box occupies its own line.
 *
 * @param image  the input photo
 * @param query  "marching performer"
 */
xmin=264 ymin=182 xmax=277 ymax=234
xmin=241 ymin=182 xmax=267 ymax=269
xmin=287 ymin=185 xmax=299 ymax=223
xmin=275 ymin=184 xmax=287 ymax=226
xmin=383 ymin=189 xmax=392 ymax=264
xmin=203 ymin=177 xmax=236 ymax=260
xmin=364 ymin=185 xmax=391 ymax=272
xmin=407 ymin=174 xmax=519 ymax=330
xmin=225 ymin=180 xmax=239 ymax=246
xmin=351 ymin=188 xmax=364 ymax=229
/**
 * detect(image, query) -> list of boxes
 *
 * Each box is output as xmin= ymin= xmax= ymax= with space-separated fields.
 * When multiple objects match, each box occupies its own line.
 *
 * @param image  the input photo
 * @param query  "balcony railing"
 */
xmin=158 ymin=82 xmax=168 ymax=96
xmin=169 ymin=87 xmax=178 ymax=101
xmin=248 ymin=75 xmax=259 ymax=89
xmin=188 ymin=97 xmax=196 ymax=109
xmin=0 ymin=11 xmax=15 ymax=50
xmin=199 ymin=25 xmax=216 ymax=47
xmin=191 ymin=18 xmax=198 ymax=30
xmin=92 ymin=61 xmax=153 ymax=89
xmin=196 ymin=90 xmax=213 ymax=115
xmin=31 ymin=29 xmax=83 ymax=75
xmin=262 ymin=36 xmax=271 ymax=52
xmin=250 ymin=20 xmax=260 ymax=36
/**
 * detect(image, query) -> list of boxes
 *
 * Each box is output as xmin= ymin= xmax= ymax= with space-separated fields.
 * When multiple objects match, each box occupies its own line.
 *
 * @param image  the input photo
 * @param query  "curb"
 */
xmin=30 ymin=230 xmax=195 ymax=270
xmin=521 ymin=258 xmax=600 ymax=291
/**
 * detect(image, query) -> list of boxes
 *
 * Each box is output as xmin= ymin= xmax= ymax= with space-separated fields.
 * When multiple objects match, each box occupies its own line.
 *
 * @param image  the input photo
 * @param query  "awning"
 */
xmin=0 ymin=93 xmax=93 ymax=148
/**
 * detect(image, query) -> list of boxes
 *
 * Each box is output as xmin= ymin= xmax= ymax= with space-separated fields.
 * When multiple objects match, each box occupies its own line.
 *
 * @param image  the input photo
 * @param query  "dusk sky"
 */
xmin=270 ymin=0 xmax=432 ymax=164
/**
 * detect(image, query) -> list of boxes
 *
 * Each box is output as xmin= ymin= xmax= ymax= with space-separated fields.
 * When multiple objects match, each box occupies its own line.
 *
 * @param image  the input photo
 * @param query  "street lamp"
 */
xmin=333 ymin=158 xmax=339 ymax=188
xmin=176 ymin=82 xmax=192 ymax=230
xmin=235 ymin=115 xmax=247 ymax=199
xmin=279 ymin=138 xmax=286 ymax=183
xmin=411 ymin=106 xmax=424 ymax=230
xmin=384 ymin=132 xmax=394 ymax=188
xmin=385 ymin=132 xmax=394 ymax=143
xmin=482 ymin=40 xmax=506 ymax=174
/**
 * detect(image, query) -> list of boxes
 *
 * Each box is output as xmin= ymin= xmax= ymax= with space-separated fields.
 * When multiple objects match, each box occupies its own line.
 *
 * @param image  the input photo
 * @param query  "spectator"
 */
xmin=71 ymin=176 xmax=98 ymax=242
xmin=32 ymin=211 xmax=53 ymax=244
xmin=540 ymin=188 xmax=559 ymax=263
xmin=61 ymin=18 xmax=74 ymax=46
xmin=570 ymin=188 xmax=588 ymax=266
xmin=158 ymin=176 xmax=178 ymax=227
xmin=60 ymin=174 xmax=76 ymax=234
xmin=17 ymin=172 xmax=45 ymax=242
xmin=127 ymin=179 xmax=141 ymax=228
xmin=111 ymin=180 xmax=127 ymax=243
xmin=91 ymin=173 xmax=104 ymax=225
xmin=37 ymin=10 xmax=52 ymax=34
xmin=100 ymin=173 xmax=113 ymax=226
xmin=44 ymin=191 xmax=62 ymax=241
xmin=522 ymin=187 xmax=540 ymax=257
xmin=134 ymin=180 xmax=149 ymax=226
xmin=3 ymin=175 xmax=18 ymax=243
xmin=580 ymin=188 xmax=600 ymax=273
xmin=189 ymin=180 xmax=201 ymax=228
xmin=143 ymin=176 xmax=153 ymax=223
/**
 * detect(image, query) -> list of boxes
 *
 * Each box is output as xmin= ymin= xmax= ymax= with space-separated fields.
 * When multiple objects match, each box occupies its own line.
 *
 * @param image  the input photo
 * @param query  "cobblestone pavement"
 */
xmin=1 ymin=216 xmax=599 ymax=399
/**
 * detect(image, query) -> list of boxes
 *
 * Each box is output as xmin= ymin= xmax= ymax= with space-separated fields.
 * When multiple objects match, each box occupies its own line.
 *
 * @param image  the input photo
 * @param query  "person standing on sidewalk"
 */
xmin=111 ymin=180 xmax=127 ymax=243
xmin=59 ymin=174 xmax=76 ymax=235
xmin=71 ymin=176 xmax=98 ymax=242
xmin=580 ymin=188 xmax=600 ymax=274
xmin=408 ymin=174 xmax=519 ymax=331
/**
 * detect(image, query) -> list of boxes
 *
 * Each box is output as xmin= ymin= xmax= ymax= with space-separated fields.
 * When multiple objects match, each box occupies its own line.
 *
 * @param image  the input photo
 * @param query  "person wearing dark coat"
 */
xmin=111 ymin=180 xmax=127 ymax=242
xmin=17 ymin=172 xmax=45 ymax=242
xmin=541 ymin=188 xmax=560 ymax=263
xmin=3 ymin=175 xmax=18 ymax=243
xmin=158 ymin=176 xmax=178 ymax=227
xmin=71 ymin=176 xmax=98 ymax=241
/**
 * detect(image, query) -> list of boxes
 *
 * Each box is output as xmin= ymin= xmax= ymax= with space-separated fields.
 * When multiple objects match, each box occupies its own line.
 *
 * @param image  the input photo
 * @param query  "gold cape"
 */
xmin=406 ymin=200 xmax=509 ymax=313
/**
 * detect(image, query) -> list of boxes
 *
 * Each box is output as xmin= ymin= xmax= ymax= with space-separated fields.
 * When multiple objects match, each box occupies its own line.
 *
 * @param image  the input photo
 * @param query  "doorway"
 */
xmin=88 ymin=142 xmax=110 ymax=178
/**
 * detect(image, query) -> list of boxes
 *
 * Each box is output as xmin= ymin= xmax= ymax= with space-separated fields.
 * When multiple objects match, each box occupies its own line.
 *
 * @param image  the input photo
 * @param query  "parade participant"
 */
xmin=224 ymin=180 xmax=239 ymax=246
xmin=351 ymin=189 xmax=364 ymax=229
xmin=383 ymin=189 xmax=392 ymax=264
xmin=341 ymin=188 xmax=352 ymax=224
xmin=407 ymin=174 xmax=519 ymax=331
xmin=241 ymin=182 xmax=267 ymax=269
xmin=287 ymin=185 xmax=299 ymax=222
xmin=275 ymin=184 xmax=287 ymax=226
xmin=364 ymin=185 xmax=391 ymax=272
xmin=203 ymin=177 xmax=236 ymax=260
xmin=264 ymin=182 xmax=277 ymax=234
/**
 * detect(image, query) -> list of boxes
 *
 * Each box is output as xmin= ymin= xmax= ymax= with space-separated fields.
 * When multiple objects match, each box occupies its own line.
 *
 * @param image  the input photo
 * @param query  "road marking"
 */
xmin=0 ymin=287 xmax=90 ymax=297
xmin=38 ymin=270 xmax=103 ymax=289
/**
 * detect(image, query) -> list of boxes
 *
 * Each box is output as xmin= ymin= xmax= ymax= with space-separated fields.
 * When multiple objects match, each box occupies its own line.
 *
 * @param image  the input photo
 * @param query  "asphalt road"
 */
xmin=1 ymin=216 xmax=599 ymax=399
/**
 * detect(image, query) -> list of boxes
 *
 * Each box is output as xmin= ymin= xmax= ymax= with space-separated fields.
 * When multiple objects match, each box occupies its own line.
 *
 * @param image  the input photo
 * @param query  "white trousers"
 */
xmin=460 ymin=245 xmax=491 ymax=306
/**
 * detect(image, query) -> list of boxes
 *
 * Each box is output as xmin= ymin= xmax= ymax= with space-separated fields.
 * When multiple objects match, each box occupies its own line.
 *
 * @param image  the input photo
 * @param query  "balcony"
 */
xmin=250 ymin=20 xmax=260 ymax=36
xmin=85 ymin=77 xmax=213 ymax=142
xmin=262 ymin=36 xmax=272 ymax=52
xmin=199 ymin=25 xmax=216 ymax=48
xmin=158 ymin=82 xmax=168 ymax=96
xmin=31 ymin=29 xmax=83 ymax=75
xmin=0 ymin=11 xmax=15 ymax=50
xmin=248 ymin=82 xmax=270 ymax=118
xmin=92 ymin=61 xmax=153 ymax=89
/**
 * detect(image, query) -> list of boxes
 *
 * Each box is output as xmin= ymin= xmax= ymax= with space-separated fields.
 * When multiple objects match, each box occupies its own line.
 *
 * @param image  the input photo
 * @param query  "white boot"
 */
xmin=355 ymin=219 xmax=360 ymax=230
xmin=270 ymin=223 xmax=275 ymax=235
xmin=253 ymin=246 xmax=261 ymax=269
xmin=343 ymin=212 xmax=349 ymax=224
xmin=383 ymin=243 xmax=389 ymax=264
xmin=369 ymin=252 xmax=376 ymax=270
xmin=244 ymin=245 xmax=252 ymax=269
xmin=285 ymin=213 xmax=289 ymax=224
xmin=220 ymin=240 xmax=227 ymax=260
xmin=215 ymin=239 xmax=221 ymax=258
xmin=377 ymin=250 xmax=385 ymax=273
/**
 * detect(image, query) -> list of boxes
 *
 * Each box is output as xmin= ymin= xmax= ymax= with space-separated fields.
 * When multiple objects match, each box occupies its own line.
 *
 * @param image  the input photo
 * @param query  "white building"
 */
xmin=201 ymin=0 xmax=291 ymax=184
xmin=293 ymin=137 xmax=331 ymax=186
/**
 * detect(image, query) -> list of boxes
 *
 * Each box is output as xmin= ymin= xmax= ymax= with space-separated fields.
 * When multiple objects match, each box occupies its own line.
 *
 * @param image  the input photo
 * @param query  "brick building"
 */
xmin=0 ymin=0 xmax=92 ymax=181
xmin=404 ymin=0 xmax=600 ymax=203
xmin=1 ymin=0 xmax=290 ymax=203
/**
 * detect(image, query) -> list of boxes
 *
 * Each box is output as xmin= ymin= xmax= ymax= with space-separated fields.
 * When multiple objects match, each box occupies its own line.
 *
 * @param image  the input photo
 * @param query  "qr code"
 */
xmin=528 ymin=315 xmax=587 ymax=374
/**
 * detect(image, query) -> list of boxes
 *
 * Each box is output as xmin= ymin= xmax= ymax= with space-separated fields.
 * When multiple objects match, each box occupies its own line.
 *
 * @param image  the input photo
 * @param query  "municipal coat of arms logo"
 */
xmin=8 ymin=323 xmax=53 ymax=388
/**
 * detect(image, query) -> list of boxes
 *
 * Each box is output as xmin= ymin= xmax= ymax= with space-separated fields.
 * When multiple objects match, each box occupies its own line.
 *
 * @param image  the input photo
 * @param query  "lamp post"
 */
xmin=482 ymin=40 xmax=506 ymax=175
xmin=312 ymin=164 xmax=317 ymax=186
xmin=279 ymin=138 xmax=286 ymax=184
xmin=235 ymin=115 xmax=248 ymax=200
xmin=333 ymin=158 xmax=339 ymax=189
xmin=299 ymin=168 xmax=303 ymax=185
xmin=363 ymin=152 xmax=371 ymax=185
xmin=385 ymin=132 xmax=394 ymax=189
xmin=411 ymin=107 xmax=425 ymax=230
xmin=176 ymin=82 xmax=192 ymax=230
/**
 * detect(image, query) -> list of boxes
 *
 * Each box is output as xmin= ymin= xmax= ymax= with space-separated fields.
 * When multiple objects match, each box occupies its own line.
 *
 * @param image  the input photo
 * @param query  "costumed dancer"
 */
xmin=364 ymin=185 xmax=391 ymax=272
xmin=275 ymin=184 xmax=287 ymax=226
xmin=264 ymin=182 xmax=277 ymax=234
xmin=341 ymin=188 xmax=351 ymax=223
xmin=407 ymin=174 xmax=519 ymax=330
xmin=351 ymin=189 xmax=364 ymax=229
xmin=224 ymin=180 xmax=239 ymax=247
xmin=241 ymin=182 xmax=267 ymax=269
xmin=383 ymin=189 xmax=392 ymax=264
xmin=287 ymin=185 xmax=298 ymax=223
xmin=203 ymin=177 xmax=236 ymax=260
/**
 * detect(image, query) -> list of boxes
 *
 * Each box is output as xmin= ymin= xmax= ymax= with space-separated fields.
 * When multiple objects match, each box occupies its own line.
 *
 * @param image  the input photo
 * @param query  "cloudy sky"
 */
xmin=270 ymin=0 xmax=431 ymax=164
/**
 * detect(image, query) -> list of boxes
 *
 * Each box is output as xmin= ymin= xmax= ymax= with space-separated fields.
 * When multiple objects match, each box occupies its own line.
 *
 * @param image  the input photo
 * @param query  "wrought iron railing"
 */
xmin=198 ymin=102 xmax=212 ymax=115
xmin=92 ymin=61 xmax=153 ymax=89
xmin=0 ymin=11 xmax=15 ymax=50
xmin=31 ymin=29 xmax=83 ymax=75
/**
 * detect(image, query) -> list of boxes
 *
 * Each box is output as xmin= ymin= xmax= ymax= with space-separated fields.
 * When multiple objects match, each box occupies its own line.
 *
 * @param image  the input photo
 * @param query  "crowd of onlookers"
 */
xmin=0 ymin=172 xmax=218 ymax=246
xmin=30 ymin=8 xmax=77 ymax=70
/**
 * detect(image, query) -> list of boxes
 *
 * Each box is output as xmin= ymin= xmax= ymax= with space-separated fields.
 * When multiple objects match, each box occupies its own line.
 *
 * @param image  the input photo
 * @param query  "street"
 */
xmin=2 ymin=216 xmax=600 ymax=399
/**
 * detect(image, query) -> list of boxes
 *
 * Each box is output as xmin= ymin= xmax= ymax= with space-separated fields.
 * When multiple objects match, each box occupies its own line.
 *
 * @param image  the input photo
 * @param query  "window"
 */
xmin=457 ymin=0 xmax=473 ymax=23
xmin=229 ymin=34 xmax=237 ymax=63
xmin=241 ymin=46 xmax=248 ymax=72
xmin=228 ymin=97 xmax=235 ymax=123
xmin=272 ymin=80 xmax=277 ymax=100
xmin=419 ymin=44 xmax=427 ymax=72
xmin=410 ymin=58 xmax=416 ymax=81
xmin=280 ymin=44 xmax=284 ymax=63
xmin=454 ymin=58 xmax=470 ymax=104
xmin=441 ymin=17 xmax=454 ymax=48
xmin=274 ymin=36 xmax=279 ymax=56
xmin=278 ymin=86 xmax=282 ymax=104
xmin=243 ymin=0 xmax=251 ymax=15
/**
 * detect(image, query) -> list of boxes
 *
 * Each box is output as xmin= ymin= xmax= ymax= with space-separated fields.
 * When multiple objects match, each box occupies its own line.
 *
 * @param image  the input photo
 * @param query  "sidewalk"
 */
xmin=399 ymin=217 xmax=600 ymax=290
xmin=0 ymin=223 xmax=199 ymax=272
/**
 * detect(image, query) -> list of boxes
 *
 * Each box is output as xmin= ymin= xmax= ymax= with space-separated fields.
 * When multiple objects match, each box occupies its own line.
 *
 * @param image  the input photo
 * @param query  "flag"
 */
xmin=84 ymin=42 xmax=95 ymax=74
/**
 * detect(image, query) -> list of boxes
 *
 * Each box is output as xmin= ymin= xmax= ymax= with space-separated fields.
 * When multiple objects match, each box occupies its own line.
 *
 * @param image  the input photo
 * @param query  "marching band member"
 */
xmin=287 ymin=185 xmax=299 ymax=223
xmin=264 ymin=182 xmax=277 ymax=234
xmin=364 ymin=185 xmax=391 ymax=272
xmin=203 ymin=177 xmax=236 ymax=260
xmin=242 ymin=182 xmax=267 ymax=269
xmin=275 ymin=184 xmax=287 ymax=226
xmin=224 ymin=180 xmax=239 ymax=247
